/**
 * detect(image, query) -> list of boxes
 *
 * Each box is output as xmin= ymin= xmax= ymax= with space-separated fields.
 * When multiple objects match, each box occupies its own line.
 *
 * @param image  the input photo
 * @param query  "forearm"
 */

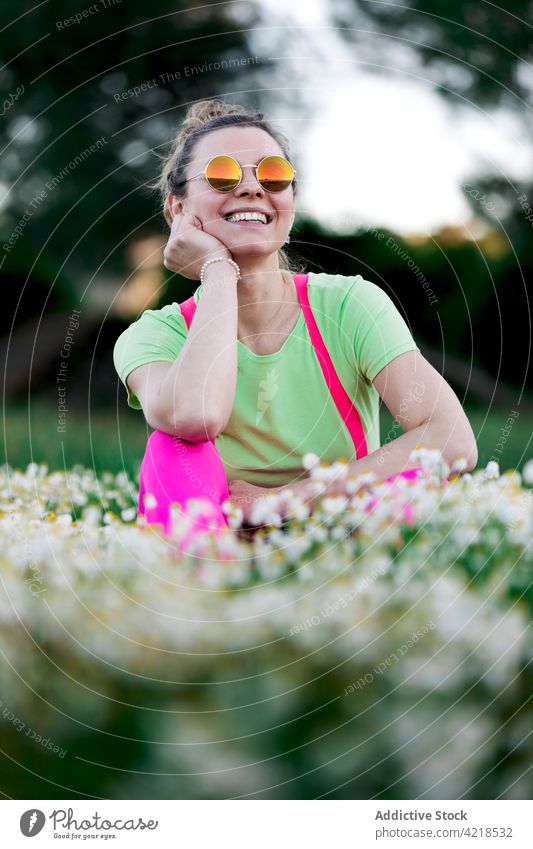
xmin=350 ymin=416 xmax=477 ymax=479
xmin=284 ymin=418 xmax=477 ymax=504
xmin=158 ymin=265 xmax=238 ymax=430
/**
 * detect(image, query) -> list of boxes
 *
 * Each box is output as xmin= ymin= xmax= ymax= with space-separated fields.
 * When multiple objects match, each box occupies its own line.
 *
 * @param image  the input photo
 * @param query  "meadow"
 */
xmin=0 ymin=411 xmax=531 ymax=799
xmin=3 ymin=402 xmax=530 ymax=478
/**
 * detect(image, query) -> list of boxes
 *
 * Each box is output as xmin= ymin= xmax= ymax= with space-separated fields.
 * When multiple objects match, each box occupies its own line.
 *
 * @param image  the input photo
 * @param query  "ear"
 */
xmin=167 ymin=193 xmax=184 ymax=221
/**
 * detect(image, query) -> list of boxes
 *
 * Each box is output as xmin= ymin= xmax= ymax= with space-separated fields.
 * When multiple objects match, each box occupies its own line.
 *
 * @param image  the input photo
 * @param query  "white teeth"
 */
xmin=225 ymin=212 xmax=268 ymax=224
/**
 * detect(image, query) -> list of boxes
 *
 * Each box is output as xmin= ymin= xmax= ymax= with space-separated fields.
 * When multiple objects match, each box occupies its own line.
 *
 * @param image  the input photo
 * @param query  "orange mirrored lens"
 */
xmin=205 ymin=156 xmax=241 ymax=191
xmin=257 ymin=156 xmax=294 ymax=192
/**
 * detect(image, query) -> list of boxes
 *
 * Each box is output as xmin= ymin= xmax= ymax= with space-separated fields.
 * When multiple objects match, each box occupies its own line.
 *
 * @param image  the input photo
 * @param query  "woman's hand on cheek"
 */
xmin=163 ymin=210 xmax=232 ymax=279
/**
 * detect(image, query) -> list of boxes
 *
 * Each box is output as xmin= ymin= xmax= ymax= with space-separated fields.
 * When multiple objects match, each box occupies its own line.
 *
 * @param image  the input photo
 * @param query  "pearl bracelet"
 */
xmin=199 ymin=256 xmax=241 ymax=284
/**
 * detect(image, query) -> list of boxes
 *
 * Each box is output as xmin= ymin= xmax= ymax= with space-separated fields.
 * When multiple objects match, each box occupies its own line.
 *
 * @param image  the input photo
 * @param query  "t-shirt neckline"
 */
xmin=237 ymin=308 xmax=305 ymax=361
xmin=194 ymin=271 xmax=308 ymax=361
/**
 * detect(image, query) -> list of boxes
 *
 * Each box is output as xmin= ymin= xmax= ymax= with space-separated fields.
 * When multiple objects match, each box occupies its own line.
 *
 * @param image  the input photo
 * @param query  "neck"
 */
xmin=235 ymin=255 xmax=294 ymax=336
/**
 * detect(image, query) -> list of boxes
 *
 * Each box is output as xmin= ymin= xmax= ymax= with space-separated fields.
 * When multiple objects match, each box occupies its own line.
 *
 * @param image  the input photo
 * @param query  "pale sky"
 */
xmin=253 ymin=0 xmax=533 ymax=236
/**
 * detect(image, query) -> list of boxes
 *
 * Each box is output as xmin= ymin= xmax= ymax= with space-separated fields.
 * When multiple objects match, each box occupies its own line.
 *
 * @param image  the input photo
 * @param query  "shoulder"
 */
xmin=307 ymin=271 xmax=382 ymax=297
xmin=134 ymin=301 xmax=186 ymax=326
xmin=115 ymin=302 xmax=186 ymax=340
xmin=307 ymin=271 xmax=363 ymax=292
xmin=307 ymin=271 xmax=394 ymax=314
xmin=305 ymin=271 xmax=416 ymax=367
xmin=113 ymin=302 xmax=187 ymax=370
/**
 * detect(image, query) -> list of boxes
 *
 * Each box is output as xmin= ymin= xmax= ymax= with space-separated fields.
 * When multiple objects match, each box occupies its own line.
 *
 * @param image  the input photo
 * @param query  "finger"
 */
xmin=170 ymin=209 xmax=196 ymax=235
xmin=169 ymin=213 xmax=185 ymax=238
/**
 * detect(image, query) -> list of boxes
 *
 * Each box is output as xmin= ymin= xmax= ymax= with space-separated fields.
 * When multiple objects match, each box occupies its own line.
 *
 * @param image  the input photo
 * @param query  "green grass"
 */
xmin=2 ymin=402 xmax=531 ymax=480
xmin=2 ymin=403 xmax=150 ymax=479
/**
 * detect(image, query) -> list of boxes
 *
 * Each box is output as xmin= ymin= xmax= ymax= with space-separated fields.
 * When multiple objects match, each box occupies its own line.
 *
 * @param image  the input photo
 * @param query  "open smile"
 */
xmin=221 ymin=211 xmax=273 ymax=225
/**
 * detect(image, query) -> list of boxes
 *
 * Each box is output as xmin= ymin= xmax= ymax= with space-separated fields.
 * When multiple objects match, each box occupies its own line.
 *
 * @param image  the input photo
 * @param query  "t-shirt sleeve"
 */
xmin=340 ymin=277 xmax=420 ymax=382
xmin=113 ymin=304 xmax=188 ymax=409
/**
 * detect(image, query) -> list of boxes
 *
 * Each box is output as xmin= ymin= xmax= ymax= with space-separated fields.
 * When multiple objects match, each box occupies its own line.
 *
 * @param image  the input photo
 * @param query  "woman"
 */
xmin=113 ymin=99 xmax=477 ymax=540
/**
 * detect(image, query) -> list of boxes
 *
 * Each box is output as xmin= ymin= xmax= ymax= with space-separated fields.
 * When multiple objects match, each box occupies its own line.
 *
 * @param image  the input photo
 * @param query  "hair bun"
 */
xmin=179 ymin=98 xmax=255 ymax=141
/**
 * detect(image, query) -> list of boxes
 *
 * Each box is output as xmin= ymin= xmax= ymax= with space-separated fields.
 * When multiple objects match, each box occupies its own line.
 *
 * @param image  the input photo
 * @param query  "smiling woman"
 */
xmin=113 ymin=98 xmax=477 ymax=543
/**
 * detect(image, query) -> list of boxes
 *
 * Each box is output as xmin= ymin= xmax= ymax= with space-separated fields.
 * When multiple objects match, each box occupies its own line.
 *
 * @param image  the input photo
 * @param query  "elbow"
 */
xmin=194 ymin=410 xmax=227 ymax=442
xmin=145 ymin=404 xmax=226 ymax=443
xmin=459 ymin=417 xmax=478 ymax=472
xmin=449 ymin=430 xmax=478 ymax=473
xmin=424 ymin=414 xmax=478 ymax=473
xmin=465 ymin=439 xmax=478 ymax=472
xmin=456 ymin=440 xmax=478 ymax=473
xmin=179 ymin=400 xmax=230 ymax=441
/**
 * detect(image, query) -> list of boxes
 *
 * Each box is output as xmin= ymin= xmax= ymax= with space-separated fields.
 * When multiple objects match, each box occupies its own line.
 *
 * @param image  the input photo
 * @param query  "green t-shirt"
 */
xmin=113 ymin=272 xmax=420 ymax=488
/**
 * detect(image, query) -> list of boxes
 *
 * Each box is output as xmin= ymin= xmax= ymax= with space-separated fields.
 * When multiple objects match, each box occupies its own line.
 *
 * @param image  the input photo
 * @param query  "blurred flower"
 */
xmin=484 ymin=460 xmax=500 ymax=480
xmin=451 ymin=456 xmax=468 ymax=474
xmin=522 ymin=459 xmax=533 ymax=486
xmin=302 ymin=452 xmax=319 ymax=471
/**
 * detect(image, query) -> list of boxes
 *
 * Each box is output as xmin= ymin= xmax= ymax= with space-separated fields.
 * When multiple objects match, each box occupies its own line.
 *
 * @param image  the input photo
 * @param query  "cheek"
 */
xmin=184 ymin=192 xmax=220 ymax=225
xmin=273 ymin=196 xmax=294 ymax=221
xmin=203 ymin=214 xmax=227 ymax=235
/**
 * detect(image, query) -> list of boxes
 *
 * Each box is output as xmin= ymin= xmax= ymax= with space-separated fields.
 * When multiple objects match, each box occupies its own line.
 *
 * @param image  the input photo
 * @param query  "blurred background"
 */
xmin=1 ymin=0 xmax=532 ymax=478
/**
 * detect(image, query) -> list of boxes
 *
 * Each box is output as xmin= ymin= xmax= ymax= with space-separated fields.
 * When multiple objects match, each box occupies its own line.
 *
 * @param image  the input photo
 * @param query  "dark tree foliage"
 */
xmin=0 ymin=0 xmax=265 ymax=319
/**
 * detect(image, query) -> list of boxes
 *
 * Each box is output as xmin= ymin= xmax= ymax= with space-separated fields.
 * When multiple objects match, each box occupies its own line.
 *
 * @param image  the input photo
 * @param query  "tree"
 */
xmin=332 ymin=1 xmax=533 ymax=112
xmin=0 ymin=0 xmax=267 ymax=309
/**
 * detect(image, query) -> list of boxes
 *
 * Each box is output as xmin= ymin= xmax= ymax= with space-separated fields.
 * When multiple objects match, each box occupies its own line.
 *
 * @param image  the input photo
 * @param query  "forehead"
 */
xmin=190 ymin=126 xmax=284 ymax=166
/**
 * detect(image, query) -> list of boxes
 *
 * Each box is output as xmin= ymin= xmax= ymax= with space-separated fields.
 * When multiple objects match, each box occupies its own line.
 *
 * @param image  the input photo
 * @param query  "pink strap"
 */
xmin=293 ymin=273 xmax=368 ymax=459
xmin=178 ymin=277 xmax=368 ymax=459
xmin=179 ymin=296 xmax=196 ymax=330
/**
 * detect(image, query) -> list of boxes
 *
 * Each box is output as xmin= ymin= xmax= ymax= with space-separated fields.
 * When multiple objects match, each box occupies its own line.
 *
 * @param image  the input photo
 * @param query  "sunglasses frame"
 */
xmin=182 ymin=155 xmax=296 ymax=193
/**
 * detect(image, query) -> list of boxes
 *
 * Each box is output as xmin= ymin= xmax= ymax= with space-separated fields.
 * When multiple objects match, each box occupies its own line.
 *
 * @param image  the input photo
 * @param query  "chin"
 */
xmin=227 ymin=239 xmax=280 ymax=258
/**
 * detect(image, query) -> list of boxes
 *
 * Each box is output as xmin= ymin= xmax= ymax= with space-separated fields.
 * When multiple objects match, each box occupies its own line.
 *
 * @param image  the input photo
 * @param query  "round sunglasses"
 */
xmin=180 ymin=154 xmax=296 ymax=194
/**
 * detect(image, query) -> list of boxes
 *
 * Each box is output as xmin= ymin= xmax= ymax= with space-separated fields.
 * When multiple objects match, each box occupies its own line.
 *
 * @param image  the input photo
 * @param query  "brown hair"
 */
xmin=156 ymin=98 xmax=303 ymax=273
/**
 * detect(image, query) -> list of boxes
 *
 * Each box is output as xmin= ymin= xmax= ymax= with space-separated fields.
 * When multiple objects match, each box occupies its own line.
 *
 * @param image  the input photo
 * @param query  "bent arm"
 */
xmin=371 ymin=349 xmax=478 ymax=473
xmin=329 ymin=350 xmax=477 ymax=487
xmin=127 ymin=361 xmax=219 ymax=442
xmin=127 ymin=263 xmax=239 ymax=440
xmin=285 ymin=350 xmax=478 ymax=506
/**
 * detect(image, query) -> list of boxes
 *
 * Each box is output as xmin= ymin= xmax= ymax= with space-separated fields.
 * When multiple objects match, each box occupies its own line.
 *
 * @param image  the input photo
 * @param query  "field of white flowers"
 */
xmin=0 ymin=448 xmax=531 ymax=800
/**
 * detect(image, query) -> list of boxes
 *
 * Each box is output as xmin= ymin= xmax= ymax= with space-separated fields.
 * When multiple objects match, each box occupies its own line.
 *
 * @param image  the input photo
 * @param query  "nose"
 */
xmin=235 ymin=164 xmax=265 ymax=196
